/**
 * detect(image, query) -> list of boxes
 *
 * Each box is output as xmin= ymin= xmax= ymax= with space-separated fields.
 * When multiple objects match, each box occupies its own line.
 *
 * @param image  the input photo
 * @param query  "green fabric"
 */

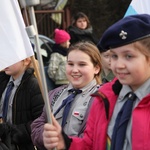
xmin=101 ymin=70 xmax=115 ymax=82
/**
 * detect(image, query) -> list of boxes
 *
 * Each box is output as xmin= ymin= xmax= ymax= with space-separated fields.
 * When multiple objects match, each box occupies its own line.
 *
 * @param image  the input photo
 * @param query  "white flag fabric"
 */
xmin=124 ymin=0 xmax=150 ymax=17
xmin=0 ymin=0 xmax=34 ymax=70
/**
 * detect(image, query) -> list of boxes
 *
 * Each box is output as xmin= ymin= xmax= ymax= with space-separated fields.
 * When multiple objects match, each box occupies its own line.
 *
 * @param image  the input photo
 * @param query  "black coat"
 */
xmin=67 ymin=26 xmax=99 ymax=45
xmin=0 ymin=68 xmax=44 ymax=150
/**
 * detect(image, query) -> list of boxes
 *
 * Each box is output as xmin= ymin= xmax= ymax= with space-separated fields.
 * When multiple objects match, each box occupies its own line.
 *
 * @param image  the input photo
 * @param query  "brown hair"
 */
xmin=72 ymin=12 xmax=91 ymax=29
xmin=67 ymin=41 xmax=102 ymax=84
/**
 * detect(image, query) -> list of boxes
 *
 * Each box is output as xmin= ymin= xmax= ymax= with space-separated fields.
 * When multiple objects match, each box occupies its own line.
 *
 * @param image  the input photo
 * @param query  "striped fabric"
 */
xmin=106 ymin=135 xmax=111 ymax=150
xmin=124 ymin=0 xmax=150 ymax=17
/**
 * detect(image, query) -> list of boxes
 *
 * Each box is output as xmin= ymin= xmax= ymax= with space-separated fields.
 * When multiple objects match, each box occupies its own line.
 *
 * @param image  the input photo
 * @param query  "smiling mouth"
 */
xmin=72 ymin=75 xmax=81 ymax=78
xmin=117 ymin=72 xmax=129 ymax=77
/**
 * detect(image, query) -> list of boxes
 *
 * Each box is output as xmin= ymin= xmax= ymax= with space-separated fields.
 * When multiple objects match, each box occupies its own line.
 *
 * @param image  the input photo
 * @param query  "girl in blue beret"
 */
xmin=42 ymin=14 xmax=150 ymax=150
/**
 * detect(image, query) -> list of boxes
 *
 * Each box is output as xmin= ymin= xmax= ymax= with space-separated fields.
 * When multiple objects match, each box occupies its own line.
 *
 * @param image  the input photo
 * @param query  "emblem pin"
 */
xmin=119 ymin=30 xmax=127 ymax=40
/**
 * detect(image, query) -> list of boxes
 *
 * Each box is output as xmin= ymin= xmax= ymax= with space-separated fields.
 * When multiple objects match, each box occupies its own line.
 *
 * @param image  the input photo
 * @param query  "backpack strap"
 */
xmin=77 ymin=84 xmax=105 ymax=137
xmin=77 ymin=96 xmax=94 ymax=137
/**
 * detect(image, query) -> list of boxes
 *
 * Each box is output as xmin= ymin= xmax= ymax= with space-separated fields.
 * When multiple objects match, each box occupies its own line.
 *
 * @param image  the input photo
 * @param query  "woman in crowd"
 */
xmin=67 ymin=12 xmax=98 ymax=45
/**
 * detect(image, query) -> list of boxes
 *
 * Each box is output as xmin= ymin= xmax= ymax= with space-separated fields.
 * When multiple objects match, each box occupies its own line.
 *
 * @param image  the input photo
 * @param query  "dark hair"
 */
xmin=72 ymin=12 xmax=91 ymax=29
xmin=67 ymin=41 xmax=102 ymax=84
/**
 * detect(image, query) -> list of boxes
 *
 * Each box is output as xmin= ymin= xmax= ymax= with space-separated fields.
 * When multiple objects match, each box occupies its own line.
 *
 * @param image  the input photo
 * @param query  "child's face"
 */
xmin=76 ymin=17 xmax=87 ymax=30
xmin=111 ymin=43 xmax=150 ymax=91
xmin=66 ymin=50 xmax=100 ymax=89
xmin=4 ymin=59 xmax=30 ymax=80
xmin=101 ymin=50 xmax=111 ymax=70
xmin=60 ymin=40 xmax=70 ymax=48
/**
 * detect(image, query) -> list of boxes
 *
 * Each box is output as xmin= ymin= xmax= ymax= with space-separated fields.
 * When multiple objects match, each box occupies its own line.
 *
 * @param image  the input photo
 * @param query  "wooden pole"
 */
xmin=30 ymin=56 xmax=43 ymax=95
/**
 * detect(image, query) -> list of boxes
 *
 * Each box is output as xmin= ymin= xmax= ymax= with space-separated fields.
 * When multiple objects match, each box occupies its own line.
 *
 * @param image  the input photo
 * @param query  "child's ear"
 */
xmin=147 ymin=57 xmax=150 ymax=67
xmin=23 ymin=58 xmax=31 ymax=66
xmin=95 ymin=65 xmax=101 ymax=74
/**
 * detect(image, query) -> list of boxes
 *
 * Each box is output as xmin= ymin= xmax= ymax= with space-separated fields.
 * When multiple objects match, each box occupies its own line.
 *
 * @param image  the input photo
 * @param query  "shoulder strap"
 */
xmin=77 ymin=96 xmax=94 ymax=137
xmin=77 ymin=84 xmax=110 ymax=136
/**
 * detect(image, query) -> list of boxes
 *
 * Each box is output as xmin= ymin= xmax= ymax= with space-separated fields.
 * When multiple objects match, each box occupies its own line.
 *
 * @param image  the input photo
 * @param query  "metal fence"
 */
xmin=35 ymin=9 xmax=64 ymax=38
xmin=21 ymin=6 xmax=71 ymax=39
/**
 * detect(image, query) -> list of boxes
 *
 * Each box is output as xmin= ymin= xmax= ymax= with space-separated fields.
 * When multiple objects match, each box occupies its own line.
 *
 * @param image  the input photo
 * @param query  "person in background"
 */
xmin=42 ymin=14 xmax=150 ymax=150
xmin=31 ymin=41 xmax=102 ymax=149
xmin=0 ymin=58 xmax=44 ymax=150
xmin=67 ymin=12 xmax=98 ymax=45
xmin=47 ymin=28 xmax=71 ymax=87
xmin=100 ymin=50 xmax=115 ymax=83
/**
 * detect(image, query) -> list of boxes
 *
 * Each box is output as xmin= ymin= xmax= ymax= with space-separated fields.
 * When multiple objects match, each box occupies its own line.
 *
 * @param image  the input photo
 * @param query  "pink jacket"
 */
xmin=69 ymin=78 xmax=150 ymax=150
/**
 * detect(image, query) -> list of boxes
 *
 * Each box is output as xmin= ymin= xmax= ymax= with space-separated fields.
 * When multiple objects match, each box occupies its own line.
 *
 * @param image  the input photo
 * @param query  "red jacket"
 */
xmin=69 ymin=78 xmax=150 ymax=150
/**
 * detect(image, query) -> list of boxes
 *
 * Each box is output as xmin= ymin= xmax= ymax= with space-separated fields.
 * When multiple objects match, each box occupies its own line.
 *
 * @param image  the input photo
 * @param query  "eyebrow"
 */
xmin=67 ymin=60 xmax=87 ymax=63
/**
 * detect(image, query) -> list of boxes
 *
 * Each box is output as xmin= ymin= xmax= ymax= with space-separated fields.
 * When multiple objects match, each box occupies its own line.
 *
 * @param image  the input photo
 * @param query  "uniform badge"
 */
xmin=119 ymin=30 xmax=127 ymax=40
xmin=74 ymin=111 xmax=79 ymax=116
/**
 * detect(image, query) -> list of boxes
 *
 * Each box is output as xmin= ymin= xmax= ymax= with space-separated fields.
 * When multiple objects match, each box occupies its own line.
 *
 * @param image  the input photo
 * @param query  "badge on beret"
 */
xmin=98 ymin=14 xmax=150 ymax=50
xmin=119 ymin=30 xmax=127 ymax=40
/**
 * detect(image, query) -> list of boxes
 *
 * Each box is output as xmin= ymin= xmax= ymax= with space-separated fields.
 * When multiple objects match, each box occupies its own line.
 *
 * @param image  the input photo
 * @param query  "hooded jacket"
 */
xmin=47 ymin=44 xmax=69 ymax=85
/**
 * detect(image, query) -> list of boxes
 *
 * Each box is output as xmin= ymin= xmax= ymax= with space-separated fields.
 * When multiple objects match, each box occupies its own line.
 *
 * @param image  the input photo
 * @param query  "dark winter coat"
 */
xmin=0 ymin=68 xmax=44 ymax=150
xmin=51 ymin=44 xmax=68 ymax=56
xmin=67 ymin=26 xmax=99 ymax=45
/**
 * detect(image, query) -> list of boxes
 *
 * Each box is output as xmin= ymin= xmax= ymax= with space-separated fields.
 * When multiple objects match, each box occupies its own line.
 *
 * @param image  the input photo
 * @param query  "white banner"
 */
xmin=125 ymin=0 xmax=150 ymax=17
xmin=0 ymin=0 xmax=34 ymax=70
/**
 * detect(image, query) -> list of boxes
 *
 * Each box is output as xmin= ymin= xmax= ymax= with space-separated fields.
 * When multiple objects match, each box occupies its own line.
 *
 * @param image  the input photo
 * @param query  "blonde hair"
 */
xmin=134 ymin=37 xmax=150 ymax=60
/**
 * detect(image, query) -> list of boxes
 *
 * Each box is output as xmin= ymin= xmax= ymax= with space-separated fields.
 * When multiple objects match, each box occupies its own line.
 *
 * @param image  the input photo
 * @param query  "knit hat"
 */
xmin=54 ymin=28 xmax=71 ymax=44
xmin=97 ymin=14 xmax=150 ymax=52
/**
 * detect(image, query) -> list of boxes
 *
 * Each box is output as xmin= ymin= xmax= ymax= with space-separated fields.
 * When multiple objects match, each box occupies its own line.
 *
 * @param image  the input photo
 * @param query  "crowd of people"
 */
xmin=41 ymin=13 xmax=150 ymax=150
xmin=1 ymin=11 xmax=150 ymax=150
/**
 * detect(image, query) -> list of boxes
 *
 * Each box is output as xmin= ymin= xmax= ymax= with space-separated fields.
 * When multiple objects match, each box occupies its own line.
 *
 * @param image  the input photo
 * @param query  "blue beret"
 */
xmin=98 ymin=14 xmax=150 ymax=52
